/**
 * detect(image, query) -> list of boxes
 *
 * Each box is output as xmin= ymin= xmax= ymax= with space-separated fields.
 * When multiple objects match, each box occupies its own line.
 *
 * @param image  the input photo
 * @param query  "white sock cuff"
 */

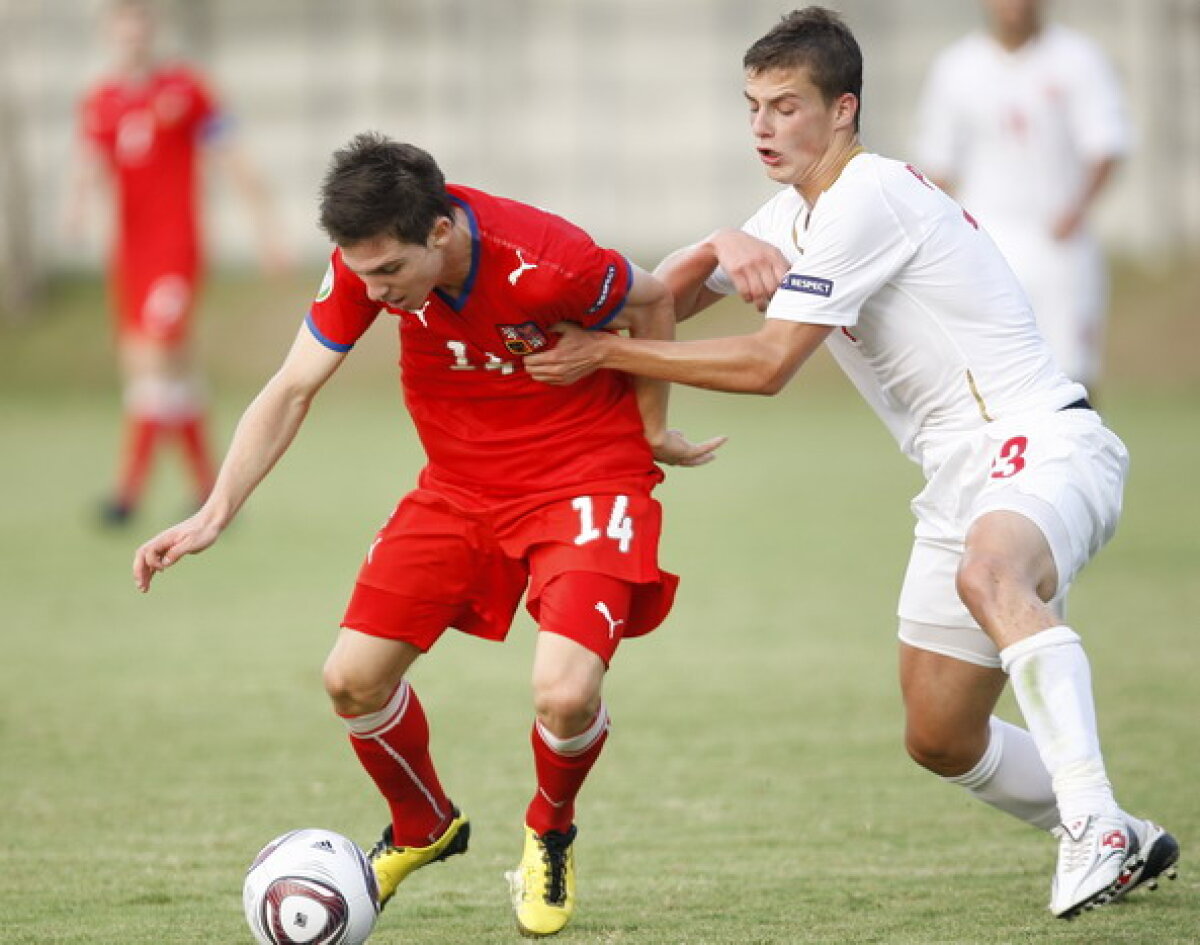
xmin=536 ymin=703 xmax=610 ymax=756
xmin=999 ymin=625 xmax=1082 ymax=674
xmin=944 ymin=716 xmax=1005 ymax=790
xmin=343 ymin=680 xmax=411 ymax=738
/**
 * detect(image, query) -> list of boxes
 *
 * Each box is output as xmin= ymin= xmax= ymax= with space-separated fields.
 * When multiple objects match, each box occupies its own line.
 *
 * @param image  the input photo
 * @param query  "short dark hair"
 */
xmin=318 ymin=132 xmax=453 ymax=247
xmin=744 ymin=7 xmax=863 ymax=129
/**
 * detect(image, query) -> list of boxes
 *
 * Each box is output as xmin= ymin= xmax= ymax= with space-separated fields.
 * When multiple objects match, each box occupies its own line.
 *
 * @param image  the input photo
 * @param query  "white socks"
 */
xmin=999 ymin=626 xmax=1118 ymax=824
xmin=944 ymin=716 xmax=1059 ymax=831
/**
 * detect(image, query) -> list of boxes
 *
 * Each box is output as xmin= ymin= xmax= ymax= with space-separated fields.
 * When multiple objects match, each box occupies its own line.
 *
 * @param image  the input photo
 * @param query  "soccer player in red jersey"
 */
xmin=65 ymin=0 xmax=283 ymax=525
xmin=133 ymin=132 xmax=722 ymax=937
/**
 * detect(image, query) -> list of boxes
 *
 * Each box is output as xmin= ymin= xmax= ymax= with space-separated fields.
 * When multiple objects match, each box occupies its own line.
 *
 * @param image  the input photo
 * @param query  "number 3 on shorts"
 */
xmin=572 ymin=495 xmax=633 ymax=552
xmin=990 ymin=435 xmax=1029 ymax=479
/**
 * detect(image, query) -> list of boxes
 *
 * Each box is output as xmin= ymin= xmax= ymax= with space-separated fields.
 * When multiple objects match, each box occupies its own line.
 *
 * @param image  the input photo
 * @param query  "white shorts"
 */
xmin=897 ymin=407 xmax=1128 ymax=667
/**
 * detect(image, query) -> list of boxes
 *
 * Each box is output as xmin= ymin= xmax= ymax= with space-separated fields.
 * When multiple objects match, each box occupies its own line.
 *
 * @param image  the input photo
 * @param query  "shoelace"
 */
xmin=368 ymin=826 xmax=395 ymax=860
xmin=1060 ymin=824 xmax=1097 ymax=873
xmin=537 ymin=832 xmax=572 ymax=905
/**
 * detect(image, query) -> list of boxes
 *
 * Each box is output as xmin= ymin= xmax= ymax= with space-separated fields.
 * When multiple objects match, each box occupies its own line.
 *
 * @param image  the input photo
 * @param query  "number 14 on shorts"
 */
xmin=572 ymin=495 xmax=633 ymax=552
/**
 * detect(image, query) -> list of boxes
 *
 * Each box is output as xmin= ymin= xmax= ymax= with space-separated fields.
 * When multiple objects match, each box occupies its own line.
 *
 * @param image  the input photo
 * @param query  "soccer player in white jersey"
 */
xmin=525 ymin=6 xmax=1178 ymax=922
xmin=913 ymin=0 xmax=1129 ymax=390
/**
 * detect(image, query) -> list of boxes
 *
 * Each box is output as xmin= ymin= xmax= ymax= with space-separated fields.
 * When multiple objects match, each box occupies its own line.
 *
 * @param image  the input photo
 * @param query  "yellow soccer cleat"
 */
xmin=506 ymin=824 xmax=578 ymax=937
xmin=368 ymin=807 xmax=470 ymax=908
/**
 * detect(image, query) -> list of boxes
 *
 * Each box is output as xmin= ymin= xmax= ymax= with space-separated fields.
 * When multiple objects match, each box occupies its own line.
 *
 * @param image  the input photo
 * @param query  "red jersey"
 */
xmin=307 ymin=185 xmax=661 ymax=501
xmin=80 ymin=64 xmax=221 ymax=286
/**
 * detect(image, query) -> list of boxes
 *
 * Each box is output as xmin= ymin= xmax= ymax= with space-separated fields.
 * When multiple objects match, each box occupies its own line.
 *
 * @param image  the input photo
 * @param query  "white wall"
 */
xmin=3 ymin=0 xmax=1199 ymax=277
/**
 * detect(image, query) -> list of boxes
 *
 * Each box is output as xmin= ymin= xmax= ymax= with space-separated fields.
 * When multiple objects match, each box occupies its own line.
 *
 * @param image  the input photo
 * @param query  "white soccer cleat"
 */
xmin=1049 ymin=814 xmax=1132 ymax=919
xmin=1109 ymin=817 xmax=1180 ymax=903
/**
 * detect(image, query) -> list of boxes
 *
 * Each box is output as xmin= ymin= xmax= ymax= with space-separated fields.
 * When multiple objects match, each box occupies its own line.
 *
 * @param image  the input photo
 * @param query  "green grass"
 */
xmin=1 ymin=274 xmax=1198 ymax=944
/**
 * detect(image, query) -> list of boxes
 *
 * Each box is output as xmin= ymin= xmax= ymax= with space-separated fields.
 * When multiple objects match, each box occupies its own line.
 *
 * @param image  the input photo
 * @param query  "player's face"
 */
xmin=340 ymin=228 xmax=448 ymax=311
xmin=984 ymin=0 xmax=1043 ymax=38
xmin=108 ymin=5 xmax=157 ymax=68
xmin=744 ymin=66 xmax=850 ymax=189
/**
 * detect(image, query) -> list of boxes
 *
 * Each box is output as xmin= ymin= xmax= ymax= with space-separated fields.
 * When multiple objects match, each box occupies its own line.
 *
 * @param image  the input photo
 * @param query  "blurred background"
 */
xmin=2 ymin=6 xmax=1198 ymax=942
xmin=2 ymin=0 xmax=1199 ymax=306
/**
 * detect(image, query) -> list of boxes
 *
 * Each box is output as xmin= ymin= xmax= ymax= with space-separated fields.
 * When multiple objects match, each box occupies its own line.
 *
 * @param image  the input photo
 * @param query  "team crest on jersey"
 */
xmin=497 ymin=321 xmax=549 ymax=355
xmin=780 ymin=273 xmax=833 ymax=297
xmin=315 ymin=263 xmax=335 ymax=302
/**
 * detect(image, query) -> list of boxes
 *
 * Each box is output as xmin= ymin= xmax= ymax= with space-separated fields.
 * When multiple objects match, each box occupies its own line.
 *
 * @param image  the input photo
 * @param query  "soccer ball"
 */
xmin=243 ymin=828 xmax=379 ymax=945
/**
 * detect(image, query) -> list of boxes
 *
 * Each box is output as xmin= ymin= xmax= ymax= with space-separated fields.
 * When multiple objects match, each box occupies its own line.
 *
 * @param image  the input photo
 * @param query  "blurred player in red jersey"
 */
xmin=65 ymin=0 xmax=284 ymax=526
xmin=133 ymin=132 xmax=722 ymax=937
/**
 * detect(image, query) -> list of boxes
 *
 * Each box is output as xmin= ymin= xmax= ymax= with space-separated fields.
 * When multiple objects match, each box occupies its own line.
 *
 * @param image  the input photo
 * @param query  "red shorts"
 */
xmin=341 ymin=484 xmax=678 ymax=663
xmin=113 ymin=267 xmax=198 ymax=345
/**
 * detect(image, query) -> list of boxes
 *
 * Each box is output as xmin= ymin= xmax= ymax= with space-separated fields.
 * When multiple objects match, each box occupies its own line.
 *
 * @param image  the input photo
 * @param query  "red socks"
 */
xmin=343 ymin=687 xmax=611 ymax=843
xmin=115 ymin=416 xmax=162 ymax=510
xmin=525 ymin=705 xmax=610 ymax=836
xmin=113 ymin=412 xmax=215 ymax=511
xmin=175 ymin=415 xmax=216 ymax=503
xmin=342 ymin=681 xmax=454 ymax=847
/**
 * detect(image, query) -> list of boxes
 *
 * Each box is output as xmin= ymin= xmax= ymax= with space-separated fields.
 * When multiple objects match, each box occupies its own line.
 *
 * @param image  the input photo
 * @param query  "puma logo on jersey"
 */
xmin=508 ymin=249 xmax=538 ymax=285
xmin=594 ymin=601 xmax=625 ymax=638
xmin=407 ymin=302 xmax=430 ymax=328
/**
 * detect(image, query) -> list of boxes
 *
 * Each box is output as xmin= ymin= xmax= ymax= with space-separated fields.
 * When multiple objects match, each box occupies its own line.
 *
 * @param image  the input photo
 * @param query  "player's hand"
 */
xmin=708 ymin=228 xmax=791 ymax=312
xmin=651 ymin=429 xmax=728 ymax=467
xmin=524 ymin=322 xmax=606 ymax=385
xmin=132 ymin=515 xmax=223 ymax=592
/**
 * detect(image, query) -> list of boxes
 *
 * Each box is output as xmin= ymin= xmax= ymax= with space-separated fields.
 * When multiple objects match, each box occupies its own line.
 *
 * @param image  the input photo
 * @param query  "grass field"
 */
xmin=1 ymin=270 xmax=1198 ymax=944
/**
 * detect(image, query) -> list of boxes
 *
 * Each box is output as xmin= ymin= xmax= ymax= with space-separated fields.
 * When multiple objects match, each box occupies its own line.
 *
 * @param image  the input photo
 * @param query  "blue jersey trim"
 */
xmin=305 ymin=310 xmax=354 ymax=352
xmin=588 ymin=256 xmax=633 ymax=331
xmin=200 ymin=112 xmax=231 ymax=144
xmin=433 ymin=195 xmax=480 ymax=312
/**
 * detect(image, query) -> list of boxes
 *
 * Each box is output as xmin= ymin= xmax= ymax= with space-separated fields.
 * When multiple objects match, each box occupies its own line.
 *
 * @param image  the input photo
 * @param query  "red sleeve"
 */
xmin=536 ymin=219 xmax=633 ymax=330
xmin=305 ymin=250 xmax=380 ymax=351
xmin=181 ymin=68 xmax=225 ymax=142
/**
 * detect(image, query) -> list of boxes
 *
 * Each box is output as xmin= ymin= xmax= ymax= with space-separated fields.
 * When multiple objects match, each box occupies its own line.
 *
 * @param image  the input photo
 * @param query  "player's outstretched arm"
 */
xmin=657 ymin=229 xmax=792 ymax=318
xmin=132 ymin=326 xmax=347 ymax=592
xmin=528 ymin=318 xmax=833 ymax=396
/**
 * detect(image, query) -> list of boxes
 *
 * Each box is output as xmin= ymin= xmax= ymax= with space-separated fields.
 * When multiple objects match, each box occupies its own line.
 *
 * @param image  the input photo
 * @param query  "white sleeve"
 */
xmin=1065 ymin=40 xmax=1130 ymax=161
xmin=912 ymin=52 xmax=962 ymax=179
xmin=765 ymin=184 xmax=915 ymax=327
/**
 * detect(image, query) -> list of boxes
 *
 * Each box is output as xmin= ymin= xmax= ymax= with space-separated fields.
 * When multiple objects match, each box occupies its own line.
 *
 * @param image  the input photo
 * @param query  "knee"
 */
xmin=904 ymin=721 xmax=986 ymax=778
xmin=322 ymin=653 xmax=394 ymax=718
xmin=531 ymin=672 xmax=601 ymax=737
xmin=955 ymin=551 xmax=1011 ymax=623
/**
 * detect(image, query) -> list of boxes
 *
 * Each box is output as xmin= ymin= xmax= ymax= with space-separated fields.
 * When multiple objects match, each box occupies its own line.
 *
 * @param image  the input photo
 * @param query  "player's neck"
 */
xmin=992 ymin=20 xmax=1042 ymax=52
xmin=795 ymin=137 xmax=864 ymax=205
xmin=436 ymin=206 xmax=474 ymax=295
xmin=115 ymin=55 xmax=158 ymax=85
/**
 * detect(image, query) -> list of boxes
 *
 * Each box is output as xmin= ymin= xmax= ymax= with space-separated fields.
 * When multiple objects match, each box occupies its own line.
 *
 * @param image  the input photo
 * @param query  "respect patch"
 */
xmin=779 ymin=273 xmax=833 ymax=297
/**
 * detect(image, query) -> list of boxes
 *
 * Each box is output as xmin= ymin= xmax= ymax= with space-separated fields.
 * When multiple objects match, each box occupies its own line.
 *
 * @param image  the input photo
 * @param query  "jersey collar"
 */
xmin=434 ymin=196 xmax=480 ymax=312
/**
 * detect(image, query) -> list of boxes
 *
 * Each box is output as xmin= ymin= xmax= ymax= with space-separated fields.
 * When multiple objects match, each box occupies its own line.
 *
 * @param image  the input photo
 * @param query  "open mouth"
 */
xmin=757 ymin=148 xmax=782 ymax=166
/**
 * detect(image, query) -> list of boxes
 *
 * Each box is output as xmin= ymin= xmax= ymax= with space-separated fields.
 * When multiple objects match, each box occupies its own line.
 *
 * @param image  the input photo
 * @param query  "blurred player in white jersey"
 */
xmin=525 ymin=6 xmax=1177 ymax=922
xmin=913 ymin=0 xmax=1130 ymax=391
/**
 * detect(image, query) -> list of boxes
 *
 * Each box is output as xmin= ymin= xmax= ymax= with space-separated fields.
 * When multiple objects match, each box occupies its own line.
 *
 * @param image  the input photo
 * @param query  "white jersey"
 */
xmin=707 ymin=152 xmax=1086 ymax=464
xmin=913 ymin=24 xmax=1129 ymax=237
xmin=911 ymin=26 xmax=1129 ymax=386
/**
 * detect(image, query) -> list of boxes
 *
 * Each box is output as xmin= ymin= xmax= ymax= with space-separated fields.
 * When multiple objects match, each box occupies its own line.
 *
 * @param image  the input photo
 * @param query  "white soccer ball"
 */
xmin=243 ymin=828 xmax=379 ymax=945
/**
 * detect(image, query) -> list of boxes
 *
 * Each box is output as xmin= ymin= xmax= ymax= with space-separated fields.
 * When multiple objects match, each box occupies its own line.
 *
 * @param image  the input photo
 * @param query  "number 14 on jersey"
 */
xmin=572 ymin=495 xmax=633 ymax=552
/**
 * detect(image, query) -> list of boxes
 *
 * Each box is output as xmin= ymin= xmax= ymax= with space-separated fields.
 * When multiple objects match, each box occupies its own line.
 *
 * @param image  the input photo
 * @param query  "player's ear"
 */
xmin=429 ymin=215 xmax=453 ymax=248
xmin=835 ymin=92 xmax=859 ymax=131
